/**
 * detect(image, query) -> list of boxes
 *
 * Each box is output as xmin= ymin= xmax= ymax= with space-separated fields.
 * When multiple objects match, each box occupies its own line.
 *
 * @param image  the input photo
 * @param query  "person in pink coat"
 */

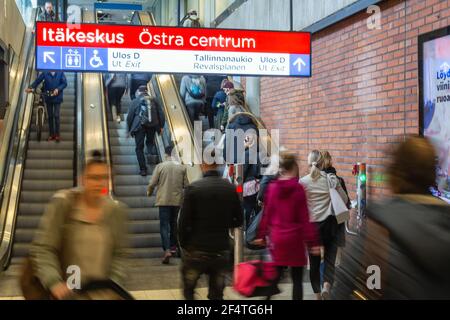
xmin=254 ymin=152 xmax=320 ymax=300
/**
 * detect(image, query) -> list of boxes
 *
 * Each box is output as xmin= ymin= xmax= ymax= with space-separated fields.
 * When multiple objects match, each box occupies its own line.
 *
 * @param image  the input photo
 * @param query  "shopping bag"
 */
xmin=327 ymin=174 xmax=350 ymax=224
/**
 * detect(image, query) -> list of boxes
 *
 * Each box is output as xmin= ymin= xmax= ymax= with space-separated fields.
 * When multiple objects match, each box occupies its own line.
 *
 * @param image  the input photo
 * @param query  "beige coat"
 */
xmin=147 ymin=158 xmax=189 ymax=207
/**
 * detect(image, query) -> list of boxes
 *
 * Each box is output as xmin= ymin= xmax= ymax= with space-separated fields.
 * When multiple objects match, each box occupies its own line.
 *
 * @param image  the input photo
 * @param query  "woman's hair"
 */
xmin=279 ymin=152 xmax=299 ymax=177
xmin=387 ymin=136 xmax=436 ymax=195
xmin=227 ymin=89 xmax=246 ymax=107
xmin=85 ymin=150 xmax=106 ymax=169
xmin=308 ymin=150 xmax=324 ymax=181
xmin=322 ymin=151 xmax=332 ymax=170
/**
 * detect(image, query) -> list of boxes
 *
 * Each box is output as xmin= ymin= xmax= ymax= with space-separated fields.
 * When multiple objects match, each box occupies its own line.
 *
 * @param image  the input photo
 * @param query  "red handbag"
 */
xmin=233 ymin=260 xmax=280 ymax=297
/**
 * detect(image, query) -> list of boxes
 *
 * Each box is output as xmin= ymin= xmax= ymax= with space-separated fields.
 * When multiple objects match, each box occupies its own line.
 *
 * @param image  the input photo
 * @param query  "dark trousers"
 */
xmin=159 ymin=206 xmax=179 ymax=252
xmin=268 ymin=266 xmax=304 ymax=300
xmin=134 ymin=127 xmax=157 ymax=171
xmin=46 ymin=102 xmax=60 ymax=136
xmin=186 ymin=102 xmax=204 ymax=127
xmin=108 ymin=86 xmax=125 ymax=114
xmin=130 ymin=79 xmax=149 ymax=100
xmin=309 ymin=217 xmax=339 ymax=293
xmin=181 ymin=250 xmax=228 ymax=300
xmin=243 ymin=194 xmax=258 ymax=229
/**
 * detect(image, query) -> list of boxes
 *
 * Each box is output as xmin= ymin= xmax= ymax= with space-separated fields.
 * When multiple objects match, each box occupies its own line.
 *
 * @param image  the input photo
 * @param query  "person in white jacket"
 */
xmin=300 ymin=150 xmax=348 ymax=300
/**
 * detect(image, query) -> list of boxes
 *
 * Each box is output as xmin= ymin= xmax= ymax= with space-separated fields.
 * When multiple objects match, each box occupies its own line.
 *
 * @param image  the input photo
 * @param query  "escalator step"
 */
xmin=113 ymin=165 xmax=144 ymax=175
xmin=128 ymin=220 xmax=160 ymax=234
xmin=116 ymin=196 xmax=155 ymax=208
xmin=17 ymin=203 xmax=47 ymax=216
xmin=25 ymin=159 xmax=73 ymax=170
xmin=21 ymin=179 xmax=73 ymax=191
xmin=114 ymin=185 xmax=147 ymax=197
xmin=109 ymin=130 xmax=130 ymax=138
xmin=27 ymin=141 xmax=74 ymax=150
xmin=14 ymin=229 xmax=36 ymax=243
xmin=16 ymin=215 xmax=42 ymax=229
xmin=26 ymin=150 xmax=74 ymax=159
xmin=111 ymin=146 xmax=136 ymax=154
xmin=126 ymin=248 xmax=164 ymax=259
xmin=23 ymin=169 xmax=73 ymax=180
xmin=109 ymin=137 xmax=136 ymax=146
xmin=129 ymin=234 xmax=161 ymax=248
xmin=113 ymin=155 xmax=141 ymax=165
xmin=114 ymin=175 xmax=149 ymax=186
xmin=27 ymin=132 xmax=74 ymax=140
xmin=128 ymin=208 xmax=159 ymax=221
xmin=20 ymin=191 xmax=57 ymax=203
xmin=12 ymin=243 xmax=31 ymax=258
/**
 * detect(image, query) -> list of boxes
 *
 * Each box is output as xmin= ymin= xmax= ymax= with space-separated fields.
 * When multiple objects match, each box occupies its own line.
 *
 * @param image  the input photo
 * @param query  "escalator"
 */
xmin=12 ymin=73 xmax=77 ymax=260
xmin=107 ymin=95 xmax=162 ymax=259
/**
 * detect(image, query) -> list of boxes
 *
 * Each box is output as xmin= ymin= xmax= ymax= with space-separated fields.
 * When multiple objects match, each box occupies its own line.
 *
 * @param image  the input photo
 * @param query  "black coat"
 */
xmin=178 ymin=170 xmax=243 ymax=252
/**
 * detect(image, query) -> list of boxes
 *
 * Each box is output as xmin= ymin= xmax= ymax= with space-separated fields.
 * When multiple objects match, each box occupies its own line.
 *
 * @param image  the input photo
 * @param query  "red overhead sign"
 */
xmin=36 ymin=22 xmax=312 ymax=77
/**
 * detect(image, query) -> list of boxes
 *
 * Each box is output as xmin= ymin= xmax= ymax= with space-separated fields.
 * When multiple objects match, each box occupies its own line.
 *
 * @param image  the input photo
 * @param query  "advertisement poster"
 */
xmin=423 ymin=34 xmax=450 ymax=202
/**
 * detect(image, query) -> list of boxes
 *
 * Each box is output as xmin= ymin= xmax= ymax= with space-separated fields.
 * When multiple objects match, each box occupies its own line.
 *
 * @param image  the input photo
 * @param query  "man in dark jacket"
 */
xmin=26 ymin=71 xmax=67 ymax=142
xmin=38 ymin=1 xmax=57 ymax=22
xmin=127 ymin=86 xmax=164 ymax=176
xmin=128 ymin=73 xmax=152 ymax=100
xmin=178 ymin=158 xmax=243 ymax=300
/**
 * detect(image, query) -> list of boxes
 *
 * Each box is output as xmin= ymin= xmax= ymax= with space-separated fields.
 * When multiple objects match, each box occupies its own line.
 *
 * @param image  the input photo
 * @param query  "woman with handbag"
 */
xmin=300 ymin=150 xmax=349 ymax=300
xmin=253 ymin=152 xmax=320 ymax=300
xmin=25 ymin=151 xmax=128 ymax=300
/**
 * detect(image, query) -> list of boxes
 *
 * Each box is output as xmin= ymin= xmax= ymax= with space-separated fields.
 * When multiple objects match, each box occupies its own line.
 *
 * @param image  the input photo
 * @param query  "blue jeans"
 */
xmin=159 ymin=206 xmax=179 ymax=252
xmin=46 ymin=102 xmax=60 ymax=136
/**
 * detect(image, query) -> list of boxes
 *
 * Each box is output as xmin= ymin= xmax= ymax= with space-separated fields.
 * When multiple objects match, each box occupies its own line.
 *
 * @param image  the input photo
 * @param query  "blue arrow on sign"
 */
xmin=37 ymin=46 xmax=61 ymax=70
xmin=289 ymin=54 xmax=311 ymax=77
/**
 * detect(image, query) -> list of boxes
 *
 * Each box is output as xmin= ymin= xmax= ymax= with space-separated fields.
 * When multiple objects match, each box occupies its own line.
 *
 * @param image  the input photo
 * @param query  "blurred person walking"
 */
xmin=28 ymin=151 xmax=128 ymax=300
xmin=362 ymin=136 xmax=450 ymax=299
xmin=178 ymin=156 xmax=243 ymax=300
xmin=253 ymin=152 xmax=320 ymax=300
xmin=300 ymin=150 xmax=349 ymax=300
xmin=147 ymin=145 xmax=189 ymax=264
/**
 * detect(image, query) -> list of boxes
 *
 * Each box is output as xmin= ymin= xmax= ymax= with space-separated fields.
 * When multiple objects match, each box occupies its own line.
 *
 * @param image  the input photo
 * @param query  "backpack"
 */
xmin=187 ymin=77 xmax=205 ymax=99
xmin=138 ymin=96 xmax=159 ymax=129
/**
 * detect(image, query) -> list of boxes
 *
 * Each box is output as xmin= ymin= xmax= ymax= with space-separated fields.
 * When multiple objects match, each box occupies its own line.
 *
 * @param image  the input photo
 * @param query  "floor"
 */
xmin=0 ymin=284 xmax=316 ymax=300
xmin=0 ymin=257 xmax=316 ymax=300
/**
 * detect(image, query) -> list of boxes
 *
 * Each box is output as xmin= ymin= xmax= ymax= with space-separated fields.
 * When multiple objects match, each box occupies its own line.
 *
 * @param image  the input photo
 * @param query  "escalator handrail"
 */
xmin=0 ymin=25 xmax=38 ymax=270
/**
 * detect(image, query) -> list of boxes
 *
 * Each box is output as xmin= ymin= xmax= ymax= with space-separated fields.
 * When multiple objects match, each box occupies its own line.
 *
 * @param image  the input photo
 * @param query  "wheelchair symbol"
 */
xmin=89 ymin=50 xmax=104 ymax=68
